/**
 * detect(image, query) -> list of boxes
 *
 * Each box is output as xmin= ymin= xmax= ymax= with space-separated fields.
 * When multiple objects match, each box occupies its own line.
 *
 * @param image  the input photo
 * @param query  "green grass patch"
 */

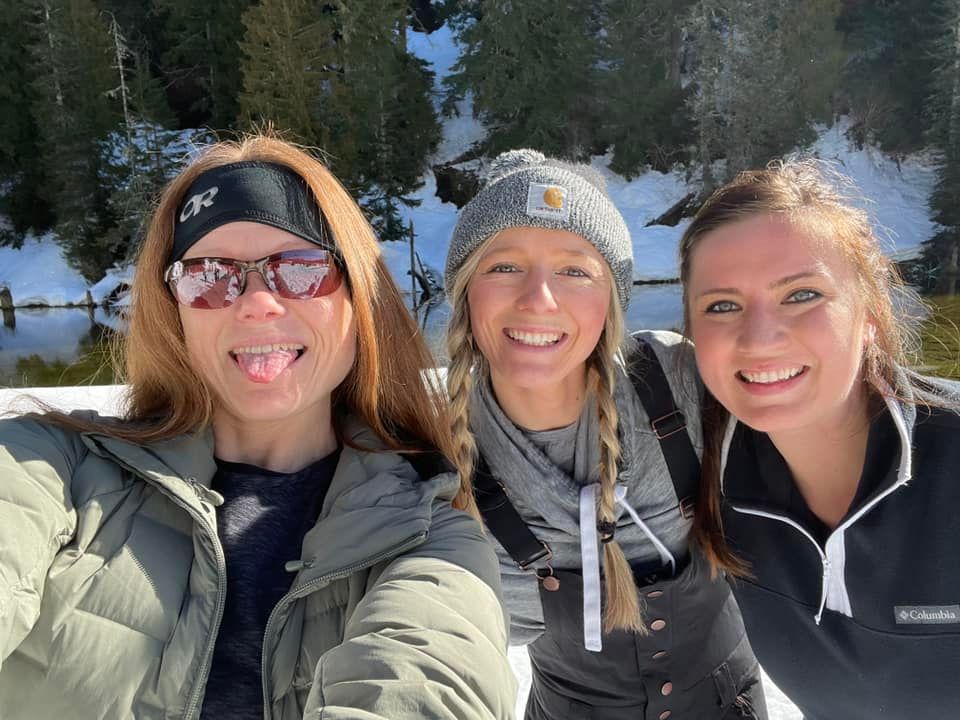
xmin=919 ymin=295 xmax=960 ymax=380
xmin=7 ymin=333 xmax=119 ymax=388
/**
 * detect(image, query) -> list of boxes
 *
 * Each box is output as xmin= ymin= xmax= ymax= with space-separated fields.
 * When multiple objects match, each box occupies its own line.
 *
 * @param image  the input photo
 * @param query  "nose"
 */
xmin=736 ymin=305 xmax=788 ymax=354
xmin=515 ymin=269 xmax=559 ymax=314
xmin=234 ymin=270 xmax=285 ymax=320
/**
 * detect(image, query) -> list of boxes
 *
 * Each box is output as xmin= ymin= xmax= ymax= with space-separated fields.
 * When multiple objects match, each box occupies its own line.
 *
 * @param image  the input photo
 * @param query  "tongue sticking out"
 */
xmin=234 ymin=349 xmax=299 ymax=384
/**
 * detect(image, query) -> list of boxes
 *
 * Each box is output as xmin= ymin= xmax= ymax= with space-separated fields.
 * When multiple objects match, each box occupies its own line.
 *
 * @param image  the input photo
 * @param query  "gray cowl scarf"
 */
xmin=470 ymin=330 xmax=700 ymax=644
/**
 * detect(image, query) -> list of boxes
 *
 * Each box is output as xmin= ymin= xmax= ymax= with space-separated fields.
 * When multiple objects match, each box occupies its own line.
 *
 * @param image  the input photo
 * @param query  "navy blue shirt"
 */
xmin=200 ymin=449 xmax=340 ymax=719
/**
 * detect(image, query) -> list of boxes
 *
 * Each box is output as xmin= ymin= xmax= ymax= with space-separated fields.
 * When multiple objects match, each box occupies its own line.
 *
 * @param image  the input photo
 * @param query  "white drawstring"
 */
xmin=579 ymin=483 xmax=677 ymax=652
xmin=615 ymin=485 xmax=676 ymax=575
xmin=579 ymin=484 xmax=603 ymax=651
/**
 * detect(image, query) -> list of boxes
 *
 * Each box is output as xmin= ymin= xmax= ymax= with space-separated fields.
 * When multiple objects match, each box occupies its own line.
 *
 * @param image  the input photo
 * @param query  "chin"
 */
xmin=728 ymin=404 xmax=811 ymax=435
xmin=498 ymin=364 xmax=568 ymax=391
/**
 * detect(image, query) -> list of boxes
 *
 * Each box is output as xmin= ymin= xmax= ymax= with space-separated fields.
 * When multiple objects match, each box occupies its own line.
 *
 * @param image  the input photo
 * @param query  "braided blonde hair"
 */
xmin=446 ymin=233 xmax=646 ymax=633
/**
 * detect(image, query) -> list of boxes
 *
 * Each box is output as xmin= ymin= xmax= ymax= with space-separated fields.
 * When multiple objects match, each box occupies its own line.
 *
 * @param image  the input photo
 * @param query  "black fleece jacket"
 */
xmin=719 ymin=374 xmax=960 ymax=720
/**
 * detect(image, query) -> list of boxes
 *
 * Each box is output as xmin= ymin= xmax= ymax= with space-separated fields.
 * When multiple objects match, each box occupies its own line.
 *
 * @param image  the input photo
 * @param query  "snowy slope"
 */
xmin=395 ymin=27 xmax=938 ymax=290
xmin=808 ymin=122 xmax=939 ymax=260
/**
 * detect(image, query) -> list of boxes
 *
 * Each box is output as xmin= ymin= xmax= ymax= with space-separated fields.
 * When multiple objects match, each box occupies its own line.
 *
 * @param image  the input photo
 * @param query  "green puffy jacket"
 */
xmin=0 ymin=414 xmax=516 ymax=719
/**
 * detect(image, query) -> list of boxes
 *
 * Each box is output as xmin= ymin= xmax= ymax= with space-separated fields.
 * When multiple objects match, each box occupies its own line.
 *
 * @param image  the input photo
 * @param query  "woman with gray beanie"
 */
xmin=445 ymin=149 xmax=766 ymax=719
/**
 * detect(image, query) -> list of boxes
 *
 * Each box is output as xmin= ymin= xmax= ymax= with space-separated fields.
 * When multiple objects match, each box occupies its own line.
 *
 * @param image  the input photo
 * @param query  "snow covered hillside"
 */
xmin=0 ymin=24 xmax=936 ymax=312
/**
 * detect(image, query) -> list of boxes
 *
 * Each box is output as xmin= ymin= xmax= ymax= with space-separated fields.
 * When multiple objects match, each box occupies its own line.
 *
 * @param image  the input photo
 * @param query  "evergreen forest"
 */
xmin=2 ymin=0 xmax=960 ymax=293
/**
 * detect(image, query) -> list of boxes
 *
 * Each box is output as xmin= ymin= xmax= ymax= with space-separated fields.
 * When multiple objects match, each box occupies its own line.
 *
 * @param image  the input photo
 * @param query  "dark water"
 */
xmin=1 ymin=285 xmax=684 ymax=387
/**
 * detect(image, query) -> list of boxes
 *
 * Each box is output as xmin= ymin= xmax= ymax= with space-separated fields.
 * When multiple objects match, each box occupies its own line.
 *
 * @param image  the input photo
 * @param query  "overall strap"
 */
xmin=474 ymin=454 xmax=553 ymax=570
xmin=626 ymin=339 xmax=699 ymax=518
xmin=472 ymin=338 xmax=699 ymax=571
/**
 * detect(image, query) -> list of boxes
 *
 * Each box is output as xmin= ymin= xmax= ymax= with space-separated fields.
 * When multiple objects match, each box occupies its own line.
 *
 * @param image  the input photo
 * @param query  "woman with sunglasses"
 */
xmin=0 ymin=135 xmax=515 ymax=719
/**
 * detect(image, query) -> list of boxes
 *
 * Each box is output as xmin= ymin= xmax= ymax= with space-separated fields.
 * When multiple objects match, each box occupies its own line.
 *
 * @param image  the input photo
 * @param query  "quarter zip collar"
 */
xmin=720 ymin=382 xmax=914 ymax=624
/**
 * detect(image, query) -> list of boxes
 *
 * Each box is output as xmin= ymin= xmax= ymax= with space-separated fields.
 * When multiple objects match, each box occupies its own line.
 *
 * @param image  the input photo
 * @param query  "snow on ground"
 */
xmin=0 ymin=383 xmax=125 ymax=417
xmin=0 ymin=234 xmax=90 ymax=306
xmin=809 ymin=121 xmax=940 ymax=260
xmin=393 ymin=172 xmax=460 ymax=279
xmin=407 ymin=24 xmax=487 ymax=165
xmin=389 ymin=116 xmax=940 ymax=289
xmin=625 ymin=283 xmax=685 ymax=331
xmin=89 ymin=264 xmax=135 ymax=306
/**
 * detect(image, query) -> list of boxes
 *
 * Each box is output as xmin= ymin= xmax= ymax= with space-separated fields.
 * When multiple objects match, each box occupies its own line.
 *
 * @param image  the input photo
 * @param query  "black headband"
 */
xmin=171 ymin=160 xmax=337 ymax=262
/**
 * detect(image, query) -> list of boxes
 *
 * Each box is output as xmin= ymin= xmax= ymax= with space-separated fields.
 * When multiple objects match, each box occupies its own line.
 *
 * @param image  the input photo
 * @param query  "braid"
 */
xmin=445 ymin=288 xmax=482 ymax=516
xmin=591 ymin=343 xmax=646 ymax=634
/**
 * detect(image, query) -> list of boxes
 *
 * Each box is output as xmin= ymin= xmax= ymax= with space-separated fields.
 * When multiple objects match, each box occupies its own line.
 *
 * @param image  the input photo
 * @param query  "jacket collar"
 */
xmin=280 ymin=417 xmax=459 ymax=585
xmin=720 ymin=372 xmax=915 ymax=507
xmin=80 ymin=424 xmax=218 ymax=511
xmin=79 ymin=415 xmax=459 ymax=580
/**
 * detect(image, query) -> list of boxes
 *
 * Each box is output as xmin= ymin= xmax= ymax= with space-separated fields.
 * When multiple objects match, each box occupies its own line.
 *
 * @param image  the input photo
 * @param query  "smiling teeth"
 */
xmin=506 ymin=330 xmax=562 ymax=346
xmin=741 ymin=367 xmax=804 ymax=384
xmin=232 ymin=343 xmax=304 ymax=355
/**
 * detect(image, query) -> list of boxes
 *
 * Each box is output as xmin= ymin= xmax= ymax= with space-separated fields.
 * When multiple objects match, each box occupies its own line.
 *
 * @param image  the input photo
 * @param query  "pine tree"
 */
xmin=239 ymin=0 xmax=440 ymax=240
xmin=840 ymin=0 xmax=941 ymax=152
xmin=446 ymin=0 xmax=602 ymax=158
xmin=100 ymin=15 xmax=187 ymax=269
xmin=599 ymin=0 xmax=696 ymax=176
xmin=156 ymin=0 xmax=252 ymax=129
xmin=0 ymin=0 xmax=52 ymax=241
xmin=923 ymin=0 xmax=960 ymax=294
xmin=237 ymin=0 xmax=333 ymax=144
xmin=27 ymin=0 xmax=122 ymax=279
xmin=685 ymin=0 xmax=844 ymax=194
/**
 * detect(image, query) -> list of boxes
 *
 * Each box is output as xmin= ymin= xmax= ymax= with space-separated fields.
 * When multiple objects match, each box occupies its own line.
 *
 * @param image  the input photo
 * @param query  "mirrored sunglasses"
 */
xmin=164 ymin=249 xmax=343 ymax=309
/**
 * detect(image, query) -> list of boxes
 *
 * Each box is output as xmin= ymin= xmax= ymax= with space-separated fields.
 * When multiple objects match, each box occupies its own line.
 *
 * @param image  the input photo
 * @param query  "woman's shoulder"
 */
xmin=0 ymin=412 xmax=90 ymax=459
xmin=624 ymin=329 xmax=702 ymax=409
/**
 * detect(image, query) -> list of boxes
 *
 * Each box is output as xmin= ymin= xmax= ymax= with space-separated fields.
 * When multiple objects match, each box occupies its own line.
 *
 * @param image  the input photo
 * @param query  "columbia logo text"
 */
xmin=180 ymin=187 xmax=219 ymax=222
xmin=894 ymin=605 xmax=960 ymax=624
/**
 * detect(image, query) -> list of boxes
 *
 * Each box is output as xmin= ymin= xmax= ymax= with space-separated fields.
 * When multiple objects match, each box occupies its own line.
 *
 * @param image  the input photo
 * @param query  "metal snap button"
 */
xmin=652 ymin=650 xmax=668 ymax=660
xmin=650 ymin=619 xmax=667 ymax=631
xmin=661 ymin=681 xmax=673 ymax=696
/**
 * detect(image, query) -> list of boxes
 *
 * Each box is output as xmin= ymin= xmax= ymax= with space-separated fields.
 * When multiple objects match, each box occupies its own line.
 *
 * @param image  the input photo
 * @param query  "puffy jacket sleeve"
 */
xmin=0 ymin=418 xmax=81 ymax=668
xmin=304 ymin=502 xmax=517 ymax=719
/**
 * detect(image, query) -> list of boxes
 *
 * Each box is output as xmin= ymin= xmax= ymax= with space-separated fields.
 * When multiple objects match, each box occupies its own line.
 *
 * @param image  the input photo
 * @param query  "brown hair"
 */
xmin=44 ymin=133 xmax=477 ymax=516
xmin=679 ymin=158 xmax=920 ymax=576
xmin=446 ymin=233 xmax=647 ymax=634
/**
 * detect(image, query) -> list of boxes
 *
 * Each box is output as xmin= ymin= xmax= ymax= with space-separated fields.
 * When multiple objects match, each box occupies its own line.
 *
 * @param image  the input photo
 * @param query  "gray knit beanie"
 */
xmin=445 ymin=149 xmax=633 ymax=310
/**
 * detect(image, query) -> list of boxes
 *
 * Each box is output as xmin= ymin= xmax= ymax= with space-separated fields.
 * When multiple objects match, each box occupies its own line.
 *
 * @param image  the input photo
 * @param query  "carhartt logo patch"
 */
xmin=179 ymin=186 xmax=219 ymax=222
xmin=894 ymin=605 xmax=960 ymax=624
xmin=526 ymin=183 xmax=570 ymax=221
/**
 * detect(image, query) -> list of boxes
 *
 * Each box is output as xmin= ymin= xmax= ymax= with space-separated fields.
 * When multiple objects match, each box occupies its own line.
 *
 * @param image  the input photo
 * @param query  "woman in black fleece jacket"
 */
xmin=681 ymin=159 xmax=960 ymax=720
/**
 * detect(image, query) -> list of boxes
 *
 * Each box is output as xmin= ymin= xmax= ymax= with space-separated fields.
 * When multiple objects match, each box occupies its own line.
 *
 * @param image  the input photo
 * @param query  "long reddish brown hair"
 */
xmin=679 ymin=159 xmax=918 ymax=576
xmin=45 ymin=133 xmax=477 ymax=516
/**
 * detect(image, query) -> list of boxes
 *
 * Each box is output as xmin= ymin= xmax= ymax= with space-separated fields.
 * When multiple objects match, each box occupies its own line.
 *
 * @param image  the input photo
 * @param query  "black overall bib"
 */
xmin=475 ymin=340 xmax=767 ymax=719
xmin=524 ymin=551 xmax=765 ymax=719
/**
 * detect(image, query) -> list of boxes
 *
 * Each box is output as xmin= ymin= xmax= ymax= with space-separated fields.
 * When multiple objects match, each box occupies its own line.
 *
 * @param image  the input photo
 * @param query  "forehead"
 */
xmin=183 ymin=222 xmax=315 ymax=260
xmin=482 ymin=226 xmax=606 ymax=262
xmin=687 ymin=214 xmax=855 ymax=289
